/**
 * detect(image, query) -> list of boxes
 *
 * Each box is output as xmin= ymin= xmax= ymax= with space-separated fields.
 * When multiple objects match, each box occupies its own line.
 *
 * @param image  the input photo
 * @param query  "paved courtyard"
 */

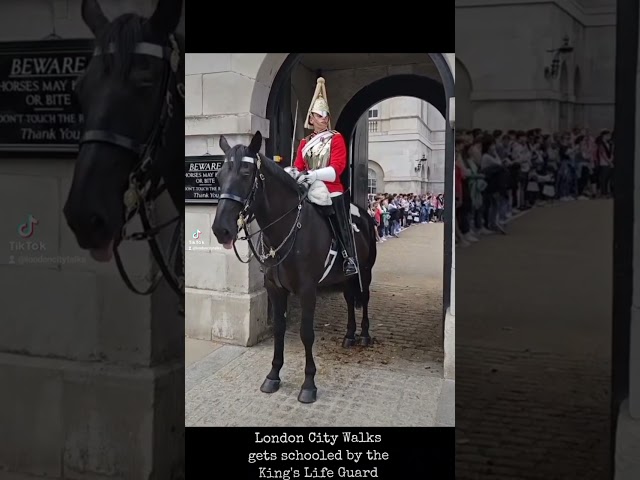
xmin=185 ymin=222 xmax=453 ymax=427
xmin=456 ymin=199 xmax=613 ymax=480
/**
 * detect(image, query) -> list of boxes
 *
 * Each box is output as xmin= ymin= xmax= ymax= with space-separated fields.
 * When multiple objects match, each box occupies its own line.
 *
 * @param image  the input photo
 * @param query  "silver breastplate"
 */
xmin=304 ymin=132 xmax=334 ymax=170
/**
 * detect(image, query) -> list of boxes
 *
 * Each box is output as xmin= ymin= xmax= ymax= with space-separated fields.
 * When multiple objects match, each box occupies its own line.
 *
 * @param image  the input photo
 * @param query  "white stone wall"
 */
xmin=456 ymin=0 xmax=615 ymax=130
xmin=368 ymin=98 xmax=446 ymax=195
xmin=185 ymin=53 xmax=273 ymax=347
xmin=0 ymin=1 xmax=184 ymax=477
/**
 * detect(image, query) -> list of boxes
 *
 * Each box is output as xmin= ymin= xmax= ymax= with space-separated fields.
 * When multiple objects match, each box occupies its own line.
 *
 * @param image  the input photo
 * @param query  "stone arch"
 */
xmin=455 ymin=57 xmax=473 ymax=130
xmin=334 ymin=75 xmax=446 ymax=140
xmin=254 ymin=54 xmax=454 ymax=125
xmin=331 ymin=75 xmax=452 ymax=314
xmin=257 ymin=52 xmax=455 ymax=351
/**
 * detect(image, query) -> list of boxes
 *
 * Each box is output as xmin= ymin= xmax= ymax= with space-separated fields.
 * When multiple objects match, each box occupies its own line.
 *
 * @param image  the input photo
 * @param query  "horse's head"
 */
xmin=63 ymin=0 xmax=183 ymax=262
xmin=212 ymin=131 xmax=263 ymax=249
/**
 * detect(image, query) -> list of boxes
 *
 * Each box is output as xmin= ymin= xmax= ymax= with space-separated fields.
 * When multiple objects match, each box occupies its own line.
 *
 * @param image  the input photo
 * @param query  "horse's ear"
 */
xmin=248 ymin=131 xmax=262 ymax=155
xmin=81 ymin=0 xmax=109 ymax=36
xmin=149 ymin=0 xmax=183 ymax=34
xmin=219 ymin=135 xmax=231 ymax=154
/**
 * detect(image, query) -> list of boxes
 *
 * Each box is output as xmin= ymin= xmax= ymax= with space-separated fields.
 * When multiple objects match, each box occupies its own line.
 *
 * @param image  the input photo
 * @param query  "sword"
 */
xmin=291 ymin=99 xmax=299 ymax=162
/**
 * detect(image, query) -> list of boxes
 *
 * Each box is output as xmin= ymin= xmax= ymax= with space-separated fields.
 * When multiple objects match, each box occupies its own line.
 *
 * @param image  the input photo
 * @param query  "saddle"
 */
xmin=314 ymin=203 xmax=334 ymax=217
xmin=285 ymin=166 xmax=361 ymax=226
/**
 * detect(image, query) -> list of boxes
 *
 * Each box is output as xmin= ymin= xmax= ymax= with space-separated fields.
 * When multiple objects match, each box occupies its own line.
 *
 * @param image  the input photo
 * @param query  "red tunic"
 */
xmin=293 ymin=130 xmax=347 ymax=194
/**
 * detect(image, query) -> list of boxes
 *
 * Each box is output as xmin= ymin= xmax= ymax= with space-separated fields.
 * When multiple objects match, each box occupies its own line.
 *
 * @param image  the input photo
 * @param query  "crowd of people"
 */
xmin=455 ymin=127 xmax=615 ymax=247
xmin=367 ymin=192 xmax=444 ymax=242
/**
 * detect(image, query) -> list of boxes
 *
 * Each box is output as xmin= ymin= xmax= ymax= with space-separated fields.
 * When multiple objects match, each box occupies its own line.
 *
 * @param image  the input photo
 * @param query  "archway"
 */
xmin=455 ymin=58 xmax=473 ymax=130
xmin=262 ymin=54 xmax=454 ymax=165
xmin=334 ymin=75 xmax=445 ymax=203
xmin=333 ymin=76 xmax=452 ymax=318
xmin=260 ymin=53 xmax=455 ymax=372
xmin=335 ymin=75 xmax=445 ymax=140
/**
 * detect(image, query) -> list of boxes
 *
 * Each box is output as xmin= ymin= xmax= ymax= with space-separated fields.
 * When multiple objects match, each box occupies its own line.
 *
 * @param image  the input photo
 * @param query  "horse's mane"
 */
xmin=257 ymin=153 xmax=303 ymax=195
xmin=95 ymin=13 xmax=146 ymax=79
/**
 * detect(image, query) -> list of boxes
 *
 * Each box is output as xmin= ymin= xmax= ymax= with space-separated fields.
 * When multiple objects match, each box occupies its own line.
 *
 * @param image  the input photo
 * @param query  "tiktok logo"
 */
xmin=18 ymin=214 xmax=38 ymax=238
xmin=192 ymin=229 xmax=202 ymax=239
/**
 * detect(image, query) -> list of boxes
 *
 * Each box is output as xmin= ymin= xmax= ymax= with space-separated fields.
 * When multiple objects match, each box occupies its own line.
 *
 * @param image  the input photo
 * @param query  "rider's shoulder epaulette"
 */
xmin=304 ymin=133 xmax=315 ymax=141
xmin=330 ymin=130 xmax=340 ymax=135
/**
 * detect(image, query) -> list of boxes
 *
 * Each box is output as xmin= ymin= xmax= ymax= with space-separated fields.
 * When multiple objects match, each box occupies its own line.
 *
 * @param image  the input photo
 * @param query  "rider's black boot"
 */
xmin=330 ymin=194 xmax=358 ymax=276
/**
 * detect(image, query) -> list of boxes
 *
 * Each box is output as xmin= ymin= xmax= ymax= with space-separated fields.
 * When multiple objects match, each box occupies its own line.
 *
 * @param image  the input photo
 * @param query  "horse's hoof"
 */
xmin=342 ymin=337 xmax=357 ymax=348
xmin=298 ymin=388 xmax=317 ymax=403
xmin=260 ymin=378 xmax=280 ymax=393
xmin=358 ymin=335 xmax=372 ymax=347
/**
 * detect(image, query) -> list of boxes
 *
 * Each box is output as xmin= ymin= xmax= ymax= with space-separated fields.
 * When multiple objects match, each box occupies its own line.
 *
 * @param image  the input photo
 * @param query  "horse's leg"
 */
xmin=298 ymin=287 xmax=318 ymax=403
xmin=260 ymin=281 xmax=288 ymax=394
xmin=342 ymin=281 xmax=358 ymax=348
xmin=357 ymin=267 xmax=373 ymax=347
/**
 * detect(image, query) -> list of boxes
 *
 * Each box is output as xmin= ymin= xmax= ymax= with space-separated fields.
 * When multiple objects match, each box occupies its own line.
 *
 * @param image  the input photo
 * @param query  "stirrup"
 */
xmin=343 ymin=258 xmax=358 ymax=276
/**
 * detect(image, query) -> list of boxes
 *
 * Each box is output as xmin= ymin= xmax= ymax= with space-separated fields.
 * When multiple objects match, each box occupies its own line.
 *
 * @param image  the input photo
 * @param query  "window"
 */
xmin=368 ymin=168 xmax=377 ymax=194
xmin=368 ymin=108 xmax=379 ymax=119
xmin=368 ymin=120 xmax=378 ymax=133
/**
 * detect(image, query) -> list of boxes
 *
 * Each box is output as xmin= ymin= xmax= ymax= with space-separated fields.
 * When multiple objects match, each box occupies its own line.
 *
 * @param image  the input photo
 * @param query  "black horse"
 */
xmin=212 ymin=131 xmax=378 ymax=403
xmin=63 ymin=0 xmax=184 ymax=296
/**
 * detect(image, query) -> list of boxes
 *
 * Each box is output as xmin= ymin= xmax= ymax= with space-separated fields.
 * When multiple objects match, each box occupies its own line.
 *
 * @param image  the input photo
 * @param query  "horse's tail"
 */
xmin=367 ymin=209 xmax=378 ymax=267
xmin=352 ymin=210 xmax=377 ymax=310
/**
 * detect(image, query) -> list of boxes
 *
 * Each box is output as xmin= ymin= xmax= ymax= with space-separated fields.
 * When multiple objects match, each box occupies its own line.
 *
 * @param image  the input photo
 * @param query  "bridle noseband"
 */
xmin=78 ymin=34 xmax=185 ymax=296
xmin=79 ymin=39 xmax=180 ymax=159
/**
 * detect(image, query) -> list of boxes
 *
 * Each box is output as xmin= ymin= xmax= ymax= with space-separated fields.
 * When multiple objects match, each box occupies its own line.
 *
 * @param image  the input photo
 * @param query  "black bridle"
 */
xmin=79 ymin=34 xmax=185 ymax=296
xmin=220 ymin=154 xmax=308 ymax=272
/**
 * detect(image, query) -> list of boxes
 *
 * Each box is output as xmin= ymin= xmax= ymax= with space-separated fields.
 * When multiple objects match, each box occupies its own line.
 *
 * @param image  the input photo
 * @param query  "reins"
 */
xmin=220 ymin=154 xmax=308 ymax=272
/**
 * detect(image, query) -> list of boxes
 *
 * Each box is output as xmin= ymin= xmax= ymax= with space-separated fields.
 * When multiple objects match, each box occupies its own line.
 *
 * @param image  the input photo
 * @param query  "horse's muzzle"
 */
xmin=212 ymin=199 xmax=241 ymax=249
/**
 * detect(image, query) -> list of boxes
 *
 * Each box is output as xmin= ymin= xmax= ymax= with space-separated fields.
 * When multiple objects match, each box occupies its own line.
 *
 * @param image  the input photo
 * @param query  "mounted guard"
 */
xmin=294 ymin=77 xmax=359 ymax=276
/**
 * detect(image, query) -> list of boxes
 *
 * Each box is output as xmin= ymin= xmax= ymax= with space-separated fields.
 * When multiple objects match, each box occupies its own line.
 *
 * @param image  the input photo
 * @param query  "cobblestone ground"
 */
xmin=287 ymin=222 xmax=444 ymax=365
xmin=185 ymin=222 xmax=450 ymax=427
xmin=456 ymin=199 xmax=613 ymax=479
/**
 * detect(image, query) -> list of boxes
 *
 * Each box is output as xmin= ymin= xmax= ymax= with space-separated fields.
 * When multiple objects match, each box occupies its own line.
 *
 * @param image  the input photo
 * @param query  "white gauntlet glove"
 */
xmin=297 ymin=170 xmax=318 ymax=185
xmin=297 ymin=166 xmax=337 ymax=185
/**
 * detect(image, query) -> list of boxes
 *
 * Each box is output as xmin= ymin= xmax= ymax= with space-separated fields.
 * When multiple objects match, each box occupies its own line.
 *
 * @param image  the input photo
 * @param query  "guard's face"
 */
xmin=310 ymin=112 xmax=329 ymax=130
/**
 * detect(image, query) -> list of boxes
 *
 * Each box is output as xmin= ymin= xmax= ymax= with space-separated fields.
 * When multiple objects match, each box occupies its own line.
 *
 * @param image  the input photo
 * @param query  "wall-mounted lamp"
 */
xmin=544 ymin=35 xmax=574 ymax=80
xmin=415 ymin=154 xmax=427 ymax=172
